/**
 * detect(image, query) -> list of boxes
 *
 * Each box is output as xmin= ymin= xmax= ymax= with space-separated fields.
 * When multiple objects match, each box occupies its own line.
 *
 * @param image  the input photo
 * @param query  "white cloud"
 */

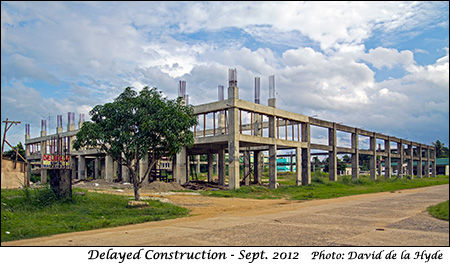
xmin=361 ymin=47 xmax=415 ymax=70
xmin=1 ymin=1 xmax=448 ymax=148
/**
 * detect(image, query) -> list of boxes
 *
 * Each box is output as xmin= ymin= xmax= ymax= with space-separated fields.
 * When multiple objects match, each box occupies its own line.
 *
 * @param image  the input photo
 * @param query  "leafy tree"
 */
xmin=73 ymin=87 xmax=197 ymax=200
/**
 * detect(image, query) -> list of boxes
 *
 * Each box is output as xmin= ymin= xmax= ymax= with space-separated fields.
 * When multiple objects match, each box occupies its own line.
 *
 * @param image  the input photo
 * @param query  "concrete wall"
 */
xmin=1 ymin=159 xmax=27 ymax=189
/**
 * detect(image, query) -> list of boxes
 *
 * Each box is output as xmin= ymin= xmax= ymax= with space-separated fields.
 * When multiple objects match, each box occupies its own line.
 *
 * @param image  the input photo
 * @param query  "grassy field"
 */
xmin=201 ymin=172 xmax=449 ymax=200
xmin=427 ymin=200 xmax=449 ymax=221
xmin=2 ymin=173 xmax=448 ymax=243
xmin=1 ymin=187 xmax=190 ymax=242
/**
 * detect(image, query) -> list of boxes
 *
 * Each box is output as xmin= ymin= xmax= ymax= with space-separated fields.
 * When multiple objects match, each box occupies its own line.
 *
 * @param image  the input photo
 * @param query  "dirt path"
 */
xmin=3 ymin=184 xmax=449 ymax=246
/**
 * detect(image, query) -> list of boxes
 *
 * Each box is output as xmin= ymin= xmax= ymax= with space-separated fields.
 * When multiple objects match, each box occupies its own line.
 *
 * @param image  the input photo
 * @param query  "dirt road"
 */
xmin=3 ymin=184 xmax=449 ymax=246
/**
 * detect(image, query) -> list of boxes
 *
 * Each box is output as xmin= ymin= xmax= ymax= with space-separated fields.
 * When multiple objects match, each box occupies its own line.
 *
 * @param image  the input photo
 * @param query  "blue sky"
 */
xmin=1 ymin=1 xmax=449 ymax=149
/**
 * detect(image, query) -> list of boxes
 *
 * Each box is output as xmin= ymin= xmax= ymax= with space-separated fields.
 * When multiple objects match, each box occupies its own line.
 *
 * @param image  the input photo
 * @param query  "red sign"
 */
xmin=42 ymin=155 xmax=70 ymax=169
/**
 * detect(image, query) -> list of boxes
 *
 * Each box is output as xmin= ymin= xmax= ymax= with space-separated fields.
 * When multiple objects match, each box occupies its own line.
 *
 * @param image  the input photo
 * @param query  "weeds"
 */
xmin=1 ymin=187 xmax=189 ymax=242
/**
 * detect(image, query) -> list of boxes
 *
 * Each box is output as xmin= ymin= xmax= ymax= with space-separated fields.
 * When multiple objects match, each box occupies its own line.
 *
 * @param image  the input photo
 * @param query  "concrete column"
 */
xmin=328 ymin=123 xmax=337 ymax=181
xmin=268 ymin=145 xmax=277 ymax=189
xmin=385 ymin=138 xmax=392 ymax=179
xmin=351 ymin=129 xmax=359 ymax=180
xmin=114 ymin=160 xmax=120 ymax=181
xmin=417 ymin=145 xmax=423 ymax=178
xmin=57 ymin=126 xmax=63 ymax=134
xmin=431 ymin=149 xmax=436 ymax=177
xmin=139 ymin=155 xmax=148 ymax=182
xmin=207 ymin=153 xmax=214 ymax=182
xmin=253 ymin=151 xmax=262 ymax=184
xmin=228 ymin=109 xmax=240 ymax=189
xmin=227 ymin=81 xmax=240 ymax=190
xmin=67 ymin=124 xmax=76 ymax=132
xmin=399 ymin=140 xmax=404 ymax=176
xmin=301 ymin=123 xmax=311 ymax=185
xmin=408 ymin=144 xmax=414 ymax=177
xmin=253 ymin=112 xmax=261 ymax=136
xmin=105 ymin=155 xmax=114 ymax=182
xmin=268 ymin=98 xmax=277 ymax=189
xmin=243 ymin=150 xmax=250 ymax=186
xmin=425 ymin=147 xmax=430 ymax=177
xmin=100 ymin=158 xmax=105 ymax=179
xmin=94 ymin=157 xmax=99 ymax=180
xmin=369 ymin=134 xmax=377 ymax=180
xmin=218 ymin=148 xmax=225 ymax=186
xmin=295 ymin=147 xmax=301 ymax=186
xmin=195 ymin=155 xmax=200 ymax=176
xmin=78 ymin=155 xmax=86 ymax=180
xmin=24 ymin=134 xmax=31 ymax=186
xmin=289 ymin=154 xmax=294 ymax=172
xmin=122 ymin=164 xmax=129 ymax=182
xmin=174 ymin=147 xmax=188 ymax=184
xmin=70 ymin=156 xmax=77 ymax=180
xmin=218 ymin=113 xmax=226 ymax=135
xmin=40 ymin=130 xmax=47 ymax=184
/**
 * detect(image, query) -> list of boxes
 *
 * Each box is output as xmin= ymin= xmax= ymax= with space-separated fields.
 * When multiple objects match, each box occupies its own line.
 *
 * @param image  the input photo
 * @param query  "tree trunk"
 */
xmin=133 ymin=181 xmax=141 ymax=201
xmin=49 ymin=169 xmax=72 ymax=200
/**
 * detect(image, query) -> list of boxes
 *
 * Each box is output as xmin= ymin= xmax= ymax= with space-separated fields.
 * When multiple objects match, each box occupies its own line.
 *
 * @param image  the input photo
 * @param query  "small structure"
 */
xmin=436 ymin=158 xmax=449 ymax=175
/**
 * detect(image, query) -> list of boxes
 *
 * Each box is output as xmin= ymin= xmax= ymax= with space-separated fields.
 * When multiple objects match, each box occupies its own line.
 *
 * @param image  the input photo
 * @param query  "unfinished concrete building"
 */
xmin=24 ymin=69 xmax=437 ymax=188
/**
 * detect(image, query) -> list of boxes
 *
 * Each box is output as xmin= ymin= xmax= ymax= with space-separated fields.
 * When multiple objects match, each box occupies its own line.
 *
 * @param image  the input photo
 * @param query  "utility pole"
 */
xmin=1 ymin=118 xmax=23 ymax=159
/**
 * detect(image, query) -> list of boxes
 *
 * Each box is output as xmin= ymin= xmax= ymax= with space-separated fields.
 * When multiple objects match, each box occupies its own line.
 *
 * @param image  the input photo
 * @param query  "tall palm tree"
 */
xmin=432 ymin=140 xmax=444 ymax=158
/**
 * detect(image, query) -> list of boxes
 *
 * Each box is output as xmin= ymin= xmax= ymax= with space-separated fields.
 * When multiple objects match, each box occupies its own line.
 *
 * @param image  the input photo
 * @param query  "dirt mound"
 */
xmin=143 ymin=181 xmax=185 ymax=192
xmin=72 ymin=179 xmax=131 ymax=189
xmin=72 ymin=179 xmax=185 ymax=192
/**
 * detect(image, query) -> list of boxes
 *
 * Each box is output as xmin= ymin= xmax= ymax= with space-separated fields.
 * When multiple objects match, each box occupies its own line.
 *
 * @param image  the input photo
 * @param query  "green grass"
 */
xmin=201 ymin=172 xmax=449 ymax=201
xmin=1 ymin=186 xmax=190 ymax=242
xmin=427 ymin=200 xmax=449 ymax=221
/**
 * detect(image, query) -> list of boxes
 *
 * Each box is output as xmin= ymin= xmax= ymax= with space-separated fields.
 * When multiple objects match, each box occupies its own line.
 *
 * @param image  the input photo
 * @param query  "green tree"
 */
xmin=433 ymin=140 xmax=449 ymax=158
xmin=73 ymin=87 xmax=197 ymax=201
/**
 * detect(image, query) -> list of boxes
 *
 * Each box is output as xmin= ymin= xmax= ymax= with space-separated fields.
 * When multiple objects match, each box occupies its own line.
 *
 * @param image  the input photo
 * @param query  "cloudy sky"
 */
xmin=1 ymin=1 xmax=449 ymax=149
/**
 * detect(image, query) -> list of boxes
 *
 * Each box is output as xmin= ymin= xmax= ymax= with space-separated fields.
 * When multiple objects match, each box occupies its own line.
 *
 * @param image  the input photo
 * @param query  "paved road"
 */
xmin=3 ymin=184 xmax=449 ymax=246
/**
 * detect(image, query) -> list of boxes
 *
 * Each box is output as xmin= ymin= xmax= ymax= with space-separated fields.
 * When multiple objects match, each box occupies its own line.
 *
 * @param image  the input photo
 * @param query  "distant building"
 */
xmin=436 ymin=158 xmax=449 ymax=175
